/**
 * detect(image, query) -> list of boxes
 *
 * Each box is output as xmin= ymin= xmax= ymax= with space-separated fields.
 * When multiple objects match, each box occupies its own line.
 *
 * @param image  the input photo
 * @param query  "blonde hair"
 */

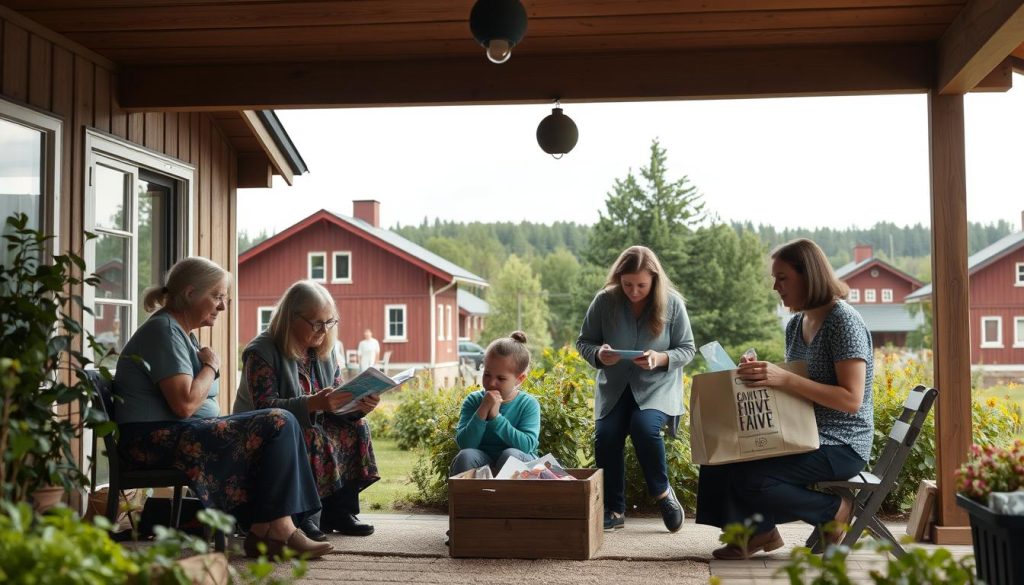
xmin=268 ymin=280 xmax=339 ymax=360
xmin=771 ymin=238 xmax=848 ymax=311
xmin=603 ymin=246 xmax=677 ymax=337
xmin=142 ymin=257 xmax=229 ymax=313
xmin=485 ymin=331 xmax=531 ymax=374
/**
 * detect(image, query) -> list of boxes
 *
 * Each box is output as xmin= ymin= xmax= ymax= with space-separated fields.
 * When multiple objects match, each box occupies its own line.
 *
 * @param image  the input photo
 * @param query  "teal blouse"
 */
xmin=455 ymin=389 xmax=541 ymax=461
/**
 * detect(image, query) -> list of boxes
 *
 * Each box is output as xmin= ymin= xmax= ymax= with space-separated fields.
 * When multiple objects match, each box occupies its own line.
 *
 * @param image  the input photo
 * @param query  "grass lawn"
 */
xmin=975 ymin=383 xmax=1024 ymax=405
xmin=362 ymin=437 xmax=423 ymax=513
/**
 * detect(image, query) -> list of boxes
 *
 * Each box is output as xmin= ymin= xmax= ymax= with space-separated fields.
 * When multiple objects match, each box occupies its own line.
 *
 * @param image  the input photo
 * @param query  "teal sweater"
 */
xmin=455 ymin=389 xmax=541 ymax=461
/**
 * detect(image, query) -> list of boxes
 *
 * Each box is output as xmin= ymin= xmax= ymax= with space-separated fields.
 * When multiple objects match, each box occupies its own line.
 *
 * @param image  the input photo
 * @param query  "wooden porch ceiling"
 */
xmin=6 ymin=1 xmax=1024 ymax=109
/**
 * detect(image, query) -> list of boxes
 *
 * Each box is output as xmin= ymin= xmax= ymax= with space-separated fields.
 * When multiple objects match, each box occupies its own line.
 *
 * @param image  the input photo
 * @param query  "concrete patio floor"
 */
xmin=237 ymin=513 xmax=973 ymax=584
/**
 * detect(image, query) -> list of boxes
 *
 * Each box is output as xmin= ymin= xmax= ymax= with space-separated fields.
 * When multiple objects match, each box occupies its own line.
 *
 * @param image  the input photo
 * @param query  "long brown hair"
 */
xmin=771 ymin=238 xmax=848 ymax=311
xmin=603 ymin=246 xmax=678 ymax=337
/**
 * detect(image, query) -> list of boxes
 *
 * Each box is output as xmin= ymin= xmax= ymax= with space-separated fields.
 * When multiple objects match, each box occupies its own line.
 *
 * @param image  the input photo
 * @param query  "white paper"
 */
xmin=494 ymin=457 xmax=531 ymax=479
xmin=332 ymin=366 xmax=416 ymax=414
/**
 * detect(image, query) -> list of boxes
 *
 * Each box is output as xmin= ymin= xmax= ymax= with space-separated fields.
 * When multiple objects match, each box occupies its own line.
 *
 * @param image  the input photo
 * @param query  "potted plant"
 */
xmin=956 ymin=440 xmax=1024 ymax=585
xmin=0 ymin=212 xmax=114 ymax=508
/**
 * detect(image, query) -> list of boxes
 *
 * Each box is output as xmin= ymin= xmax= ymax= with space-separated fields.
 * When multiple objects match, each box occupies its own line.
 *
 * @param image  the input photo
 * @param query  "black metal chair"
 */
xmin=86 ymin=369 xmax=224 ymax=550
xmin=809 ymin=384 xmax=939 ymax=557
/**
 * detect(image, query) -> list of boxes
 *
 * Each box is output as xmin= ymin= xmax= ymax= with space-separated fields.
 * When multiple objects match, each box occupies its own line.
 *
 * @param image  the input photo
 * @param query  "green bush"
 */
xmin=365 ymin=407 xmax=395 ymax=441
xmin=392 ymin=373 xmax=463 ymax=450
xmin=409 ymin=386 xmax=469 ymax=508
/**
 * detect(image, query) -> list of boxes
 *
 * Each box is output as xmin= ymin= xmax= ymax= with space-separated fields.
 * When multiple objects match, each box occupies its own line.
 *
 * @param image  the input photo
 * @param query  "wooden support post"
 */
xmin=927 ymin=91 xmax=973 ymax=545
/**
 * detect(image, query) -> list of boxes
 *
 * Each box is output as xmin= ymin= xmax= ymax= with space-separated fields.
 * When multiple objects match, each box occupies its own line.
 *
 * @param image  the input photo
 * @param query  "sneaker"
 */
xmin=603 ymin=510 xmax=624 ymax=531
xmin=657 ymin=486 xmax=684 ymax=533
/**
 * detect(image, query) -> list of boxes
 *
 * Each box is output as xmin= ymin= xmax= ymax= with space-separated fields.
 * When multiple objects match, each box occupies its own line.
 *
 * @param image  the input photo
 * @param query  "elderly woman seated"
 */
xmin=113 ymin=257 xmax=330 ymax=560
xmin=234 ymin=280 xmax=379 ymax=541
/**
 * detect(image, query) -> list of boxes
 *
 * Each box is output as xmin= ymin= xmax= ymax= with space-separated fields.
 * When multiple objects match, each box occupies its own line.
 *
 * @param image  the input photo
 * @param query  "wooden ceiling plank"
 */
xmin=117 ymin=44 xmax=934 ymax=110
xmin=24 ymin=2 xmax=962 ymax=33
xmin=64 ymin=9 xmax=960 ymax=51
xmin=937 ymin=0 xmax=1024 ymax=93
xmin=97 ymin=24 xmax=947 ymax=64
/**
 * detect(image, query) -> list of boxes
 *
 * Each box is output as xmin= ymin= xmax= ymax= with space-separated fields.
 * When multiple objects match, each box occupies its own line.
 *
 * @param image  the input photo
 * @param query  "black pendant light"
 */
xmin=536 ymin=101 xmax=578 ymax=159
xmin=469 ymin=0 xmax=528 ymax=64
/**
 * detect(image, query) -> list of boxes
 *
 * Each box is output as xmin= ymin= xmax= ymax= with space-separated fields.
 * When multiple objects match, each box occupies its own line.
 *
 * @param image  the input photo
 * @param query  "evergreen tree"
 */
xmin=537 ymin=248 xmax=582 ymax=348
xmin=478 ymin=255 xmax=552 ymax=353
xmin=585 ymin=139 xmax=705 ymax=284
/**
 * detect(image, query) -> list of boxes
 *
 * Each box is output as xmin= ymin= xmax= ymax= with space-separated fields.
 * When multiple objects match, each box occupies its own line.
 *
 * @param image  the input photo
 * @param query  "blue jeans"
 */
xmin=595 ymin=389 xmax=670 ymax=514
xmin=449 ymin=448 xmax=533 ymax=476
xmin=695 ymin=444 xmax=866 ymax=534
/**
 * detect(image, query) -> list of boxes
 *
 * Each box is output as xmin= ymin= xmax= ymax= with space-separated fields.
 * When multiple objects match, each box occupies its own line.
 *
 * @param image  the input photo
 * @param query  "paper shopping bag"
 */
xmin=689 ymin=361 xmax=818 ymax=465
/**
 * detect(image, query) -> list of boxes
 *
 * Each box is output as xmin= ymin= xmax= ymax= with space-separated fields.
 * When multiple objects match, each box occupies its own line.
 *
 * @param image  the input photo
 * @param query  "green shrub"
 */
xmin=522 ymin=347 xmax=595 ymax=468
xmin=392 ymin=373 xmax=463 ymax=450
xmin=365 ymin=407 xmax=395 ymax=441
xmin=409 ymin=386 xmax=468 ymax=508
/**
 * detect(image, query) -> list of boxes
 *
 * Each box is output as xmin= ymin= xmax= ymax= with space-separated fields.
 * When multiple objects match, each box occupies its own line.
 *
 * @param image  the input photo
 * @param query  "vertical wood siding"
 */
xmin=845 ymin=265 xmax=919 ymax=304
xmin=1 ymin=15 xmax=242 ymax=495
xmin=970 ymin=248 xmax=1024 ymax=365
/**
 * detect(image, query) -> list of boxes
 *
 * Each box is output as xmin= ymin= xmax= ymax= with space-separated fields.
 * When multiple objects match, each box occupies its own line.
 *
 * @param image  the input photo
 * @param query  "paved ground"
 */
xmin=230 ymin=513 xmax=973 ymax=584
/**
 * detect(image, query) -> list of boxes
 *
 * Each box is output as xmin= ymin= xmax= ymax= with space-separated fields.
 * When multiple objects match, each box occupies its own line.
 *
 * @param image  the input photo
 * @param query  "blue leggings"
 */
xmin=595 ymin=389 xmax=670 ymax=514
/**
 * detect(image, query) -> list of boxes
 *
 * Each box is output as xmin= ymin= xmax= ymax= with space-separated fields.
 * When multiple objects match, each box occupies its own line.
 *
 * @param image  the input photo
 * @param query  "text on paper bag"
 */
xmin=734 ymin=383 xmax=781 ymax=453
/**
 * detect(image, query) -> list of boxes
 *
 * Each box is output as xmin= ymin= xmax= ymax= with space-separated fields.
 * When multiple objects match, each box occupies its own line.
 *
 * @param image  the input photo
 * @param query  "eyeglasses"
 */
xmin=295 ymin=313 xmax=338 ymax=333
xmin=211 ymin=294 xmax=230 ymax=305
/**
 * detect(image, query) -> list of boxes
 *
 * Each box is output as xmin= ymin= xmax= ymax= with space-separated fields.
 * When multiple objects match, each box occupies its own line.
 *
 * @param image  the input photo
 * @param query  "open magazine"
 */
xmin=331 ymin=366 xmax=416 ymax=414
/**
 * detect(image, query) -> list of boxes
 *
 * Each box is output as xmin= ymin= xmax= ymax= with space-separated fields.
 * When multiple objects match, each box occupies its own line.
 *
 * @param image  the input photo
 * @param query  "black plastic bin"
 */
xmin=957 ymin=493 xmax=1024 ymax=585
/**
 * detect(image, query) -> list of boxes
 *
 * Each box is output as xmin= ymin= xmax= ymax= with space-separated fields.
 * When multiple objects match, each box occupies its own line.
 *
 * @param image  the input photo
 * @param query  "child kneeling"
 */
xmin=449 ymin=331 xmax=540 ymax=476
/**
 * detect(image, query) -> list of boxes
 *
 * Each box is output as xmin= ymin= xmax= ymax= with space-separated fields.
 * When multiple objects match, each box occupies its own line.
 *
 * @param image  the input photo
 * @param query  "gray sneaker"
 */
xmin=658 ymin=486 xmax=684 ymax=532
xmin=603 ymin=510 xmax=625 ymax=531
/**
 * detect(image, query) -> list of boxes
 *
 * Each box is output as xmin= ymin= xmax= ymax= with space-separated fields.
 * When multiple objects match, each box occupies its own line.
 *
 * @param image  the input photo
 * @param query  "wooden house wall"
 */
xmin=969 ymin=247 xmax=1024 ymax=365
xmin=1 ymin=14 xmax=241 ymax=493
xmin=844 ymin=264 xmax=918 ymax=303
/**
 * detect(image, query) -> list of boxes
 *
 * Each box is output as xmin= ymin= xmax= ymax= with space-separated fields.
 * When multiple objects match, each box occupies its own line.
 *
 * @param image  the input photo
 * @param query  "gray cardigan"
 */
xmin=233 ymin=331 xmax=341 ymax=428
xmin=576 ymin=289 xmax=695 ymax=419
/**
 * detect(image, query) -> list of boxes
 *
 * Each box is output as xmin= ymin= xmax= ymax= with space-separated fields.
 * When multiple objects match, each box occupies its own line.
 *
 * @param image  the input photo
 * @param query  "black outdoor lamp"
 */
xmin=469 ymin=0 xmax=528 ymax=64
xmin=536 ymin=101 xmax=578 ymax=159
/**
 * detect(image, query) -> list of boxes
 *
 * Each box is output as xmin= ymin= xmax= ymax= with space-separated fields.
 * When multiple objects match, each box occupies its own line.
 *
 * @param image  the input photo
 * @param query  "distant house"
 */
xmin=907 ymin=227 xmax=1024 ymax=373
xmin=457 ymin=289 xmax=489 ymax=342
xmin=237 ymin=201 xmax=488 ymax=384
xmin=834 ymin=244 xmax=926 ymax=348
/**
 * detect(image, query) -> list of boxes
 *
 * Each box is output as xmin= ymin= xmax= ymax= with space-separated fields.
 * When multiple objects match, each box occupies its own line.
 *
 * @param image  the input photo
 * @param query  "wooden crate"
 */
xmin=448 ymin=468 xmax=603 ymax=560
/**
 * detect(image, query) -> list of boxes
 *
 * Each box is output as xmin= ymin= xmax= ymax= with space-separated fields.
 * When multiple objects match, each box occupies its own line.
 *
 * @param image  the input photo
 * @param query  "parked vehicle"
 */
xmin=458 ymin=340 xmax=485 ymax=370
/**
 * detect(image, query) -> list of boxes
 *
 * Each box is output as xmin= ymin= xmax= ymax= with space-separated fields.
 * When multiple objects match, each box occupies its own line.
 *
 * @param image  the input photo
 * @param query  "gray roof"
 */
xmin=906 ymin=230 xmax=1024 ymax=301
xmin=849 ymin=304 xmax=925 ymax=333
xmin=328 ymin=211 xmax=488 ymax=287
xmin=834 ymin=259 xmax=870 ymax=279
xmin=457 ymin=289 xmax=490 ymax=315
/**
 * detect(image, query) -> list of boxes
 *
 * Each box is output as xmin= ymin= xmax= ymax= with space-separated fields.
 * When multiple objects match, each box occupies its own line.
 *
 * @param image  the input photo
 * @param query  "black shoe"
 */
xmin=298 ymin=516 xmax=328 ymax=542
xmin=333 ymin=513 xmax=374 ymax=536
xmin=603 ymin=510 xmax=624 ymax=531
xmin=658 ymin=486 xmax=684 ymax=533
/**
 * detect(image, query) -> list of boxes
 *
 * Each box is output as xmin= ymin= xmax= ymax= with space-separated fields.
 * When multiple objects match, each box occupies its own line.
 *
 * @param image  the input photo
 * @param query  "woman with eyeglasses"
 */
xmin=234 ymin=279 xmax=380 ymax=542
xmin=113 ymin=257 xmax=331 ymax=560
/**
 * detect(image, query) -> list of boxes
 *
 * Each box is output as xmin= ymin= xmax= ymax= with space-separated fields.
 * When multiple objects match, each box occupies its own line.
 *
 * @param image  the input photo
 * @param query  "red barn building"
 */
xmin=238 ymin=201 xmax=488 ymax=384
xmin=834 ymin=244 xmax=926 ymax=347
xmin=907 ymin=227 xmax=1024 ymax=375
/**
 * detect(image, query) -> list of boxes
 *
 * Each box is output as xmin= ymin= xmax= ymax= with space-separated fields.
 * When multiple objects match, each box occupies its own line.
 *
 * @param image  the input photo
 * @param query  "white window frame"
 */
xmin=981 ymin=316 xmax=1003 ymax=348
xmin=258 ymin=306 xmax=275 ymax=333
xmin=864 ymin=289 xmax=876 ymax=303
xmin=848 ymin=289 xmax=860 ymax=303
xmin=0 ymin=98 xmax=63 ymax=257
xmin=385 ymin=304 xmax=408 ymax=342
xmin=1016 ymin=262 xmax=1024 ymax=286
xmin=331 ymin=251 xmax=352 ymax=284
xmin=437 ymin=305 xmax=445 ymax=340
xmin=446 ymin=305 xmax=453 ymax=341
xmin=307 ymin=251 xmax=326 ymax=282
xmin=1014 ymin=316 xmax=1024 ymax=348
xmin=881 ymin=289 xmax=893 ymax=303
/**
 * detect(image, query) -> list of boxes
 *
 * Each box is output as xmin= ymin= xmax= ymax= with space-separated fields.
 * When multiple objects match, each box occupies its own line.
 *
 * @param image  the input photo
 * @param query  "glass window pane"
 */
xmin=94 ymin=164 xmax=129 ymax=230
xmin=94 ymin=303 xmax=130 ymax=362
xmin=0 ymin=118 xmax=43 ymax=245
xmin=1016 ymin=319 xmax=1024 ymax=344
xmin=94 ymin=233 xmax=129 ymax=299
xmin=137 ymin=177 xmax=171 ymax=321
xmin=984 ymin=320 xmax=998 ymax=343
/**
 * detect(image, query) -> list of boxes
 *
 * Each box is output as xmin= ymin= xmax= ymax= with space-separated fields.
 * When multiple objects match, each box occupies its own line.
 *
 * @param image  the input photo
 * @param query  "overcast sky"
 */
xmin=238 ymin=74 xmax=1023 ymax=236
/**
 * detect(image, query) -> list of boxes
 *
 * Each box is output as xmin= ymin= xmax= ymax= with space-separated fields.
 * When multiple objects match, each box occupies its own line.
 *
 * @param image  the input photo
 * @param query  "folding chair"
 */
xmin=808 ymin=384 xmax=938 ymax=558
xmin=86 ymin=369 xmax=225 ymax=551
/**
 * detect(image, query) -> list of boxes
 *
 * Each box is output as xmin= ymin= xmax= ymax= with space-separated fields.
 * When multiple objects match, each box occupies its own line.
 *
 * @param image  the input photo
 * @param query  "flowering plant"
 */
xmin=956 ymin=440 xmax=1024 ymax=503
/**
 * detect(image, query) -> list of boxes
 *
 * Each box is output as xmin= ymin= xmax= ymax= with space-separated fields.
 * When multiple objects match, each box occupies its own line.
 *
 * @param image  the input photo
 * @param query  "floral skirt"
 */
xmin=118 ymin=408 xmax=321 ymax=524
xmin=306 ymin=413 xmax=379 ymax=498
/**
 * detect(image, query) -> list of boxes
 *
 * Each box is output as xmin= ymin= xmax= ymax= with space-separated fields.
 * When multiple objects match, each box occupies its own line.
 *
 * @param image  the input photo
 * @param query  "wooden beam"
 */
xmin=118 ymin=44 xmax=934 ymax=110
xmin=0 ymin=4 xmax=115 ymax=71
xmin=926 ymin=91 xmax=971 ymax=541
xmin=937 ymin=0 xmax=1024 ymax=94
xmin=236 ymin=153 xmax=272 ymax=188
xmin=239 ymin=110 xmax=293 ymax=185
xmin=970 ymin=56 xmax=1013 ymax=91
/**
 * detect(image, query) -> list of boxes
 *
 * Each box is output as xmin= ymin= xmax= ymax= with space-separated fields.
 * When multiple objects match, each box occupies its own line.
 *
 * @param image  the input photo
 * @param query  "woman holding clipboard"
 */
xmin=235 ymin=280 xmax=379 ymax=541
xmin=576 ymin=246 xmax=696 ymax=532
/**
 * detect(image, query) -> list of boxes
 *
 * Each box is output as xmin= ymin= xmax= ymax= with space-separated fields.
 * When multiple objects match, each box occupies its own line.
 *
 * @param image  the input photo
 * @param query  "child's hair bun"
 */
xmin=509 ymin=330 xmax=528 ymax=344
